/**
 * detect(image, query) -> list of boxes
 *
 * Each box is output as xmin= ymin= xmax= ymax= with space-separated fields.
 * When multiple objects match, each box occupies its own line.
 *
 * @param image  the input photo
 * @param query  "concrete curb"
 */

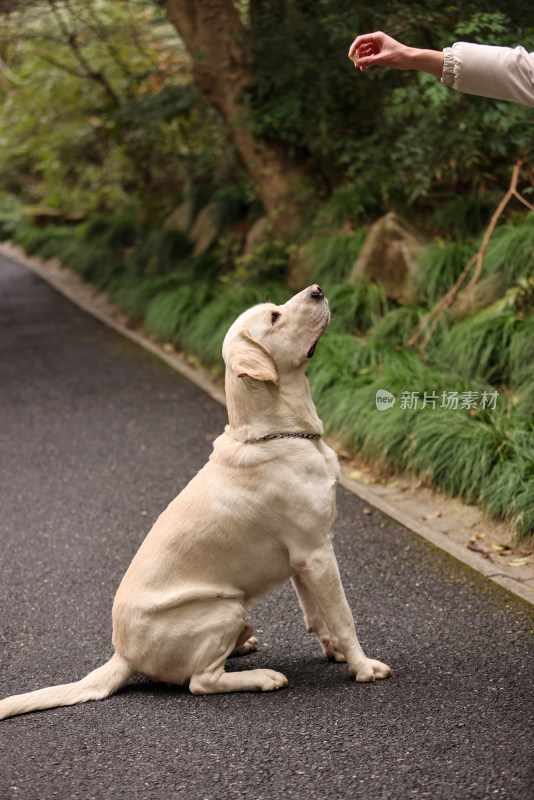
xmin=2 ymin=241 xmax=532 ymax=607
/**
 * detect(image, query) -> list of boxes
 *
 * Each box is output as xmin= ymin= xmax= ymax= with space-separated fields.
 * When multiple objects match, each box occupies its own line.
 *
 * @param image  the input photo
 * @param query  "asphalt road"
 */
xmin=0 ymin=253 xmax=533 ymax=800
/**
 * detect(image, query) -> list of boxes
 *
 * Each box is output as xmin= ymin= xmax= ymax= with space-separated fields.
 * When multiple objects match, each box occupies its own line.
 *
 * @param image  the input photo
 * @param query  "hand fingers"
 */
xmin=348 ymin=31 xmax=384 ymax=59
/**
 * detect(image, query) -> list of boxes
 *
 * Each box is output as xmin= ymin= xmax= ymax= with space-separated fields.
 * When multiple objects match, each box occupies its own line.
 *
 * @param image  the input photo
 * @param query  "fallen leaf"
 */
xmin=386 ymin=480 xmax=400 ymax=488
xmin=363 ymin=507 xmax=372 ymax=515
xmin=491 ymin=544 xmax=508 ymax=552
xmin=466 ymin=542 xmax=491 ymax=557
xmin=348 ymin=470 xmax=363 ymax=479
xmin=508 ymin=558 xmax=529 ymax=567
xmin=423 ymin=510 xmax=442 ymax=520
xmin=520 ymin=549 xmax=533 ymax=556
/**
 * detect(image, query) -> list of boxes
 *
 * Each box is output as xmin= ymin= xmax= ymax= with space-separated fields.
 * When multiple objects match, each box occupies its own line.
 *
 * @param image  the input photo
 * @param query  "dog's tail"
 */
xmin=0 ymin=653 xmax=134 ymax=720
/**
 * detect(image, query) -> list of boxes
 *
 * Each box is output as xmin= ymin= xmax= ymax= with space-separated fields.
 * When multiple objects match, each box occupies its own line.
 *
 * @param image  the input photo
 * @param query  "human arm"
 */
xmin=348 ymin=32 xmax=534 ymax=108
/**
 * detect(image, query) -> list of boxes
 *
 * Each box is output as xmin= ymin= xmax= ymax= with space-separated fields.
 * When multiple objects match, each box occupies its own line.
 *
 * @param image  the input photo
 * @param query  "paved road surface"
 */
xmin=0 ymin=254 xmax=532 ymax=800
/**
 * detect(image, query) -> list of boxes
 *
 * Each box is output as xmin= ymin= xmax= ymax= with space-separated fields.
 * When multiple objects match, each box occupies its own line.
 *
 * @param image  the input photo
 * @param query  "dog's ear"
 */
xmin=227 ymin=330 xmax=279 ymax=385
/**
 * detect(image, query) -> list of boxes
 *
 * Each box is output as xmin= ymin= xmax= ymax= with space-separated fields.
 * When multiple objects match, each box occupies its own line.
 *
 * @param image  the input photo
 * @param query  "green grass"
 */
xmin=436 ymin=307 xmax=527 ymax=385
xmin=414 ymin=239 xmax=476 ymax=304
xmin=302 ymin=230 xmax=365 ymax=285
xmin=327 ymin=281 xmax=388 ymax=335
xmin=481 ymin=423 xmax=534 ymax=538
xmin=128 ymin=227 xmax=193 ymax=277
xmin=482 ymin=214 xmax=534 ymax=285
xmin=410 ymin=412 xmax=503 ymax=504
xmin=144 ymin=283 xmax=214 ymax=345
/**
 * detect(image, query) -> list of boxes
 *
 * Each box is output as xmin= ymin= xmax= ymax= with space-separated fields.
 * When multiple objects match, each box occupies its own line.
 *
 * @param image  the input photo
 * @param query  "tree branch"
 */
xmin=407 ymin=158 xmax=532 ymax=352
xmin=47 ymin=0 xmax=122 ymax=106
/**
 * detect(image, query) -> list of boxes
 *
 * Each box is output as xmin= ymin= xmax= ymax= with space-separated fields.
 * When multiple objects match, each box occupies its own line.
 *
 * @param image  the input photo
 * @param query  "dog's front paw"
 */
xmin=352 ymin=658 xmax=392 ymax=682
xmin=368 ymin=659 xmax=393 ymax=679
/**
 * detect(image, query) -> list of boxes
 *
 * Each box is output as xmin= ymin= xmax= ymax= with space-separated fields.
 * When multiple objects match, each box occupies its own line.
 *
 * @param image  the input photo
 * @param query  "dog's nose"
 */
xmin=309 ymin=285 xmax=324 ymax=300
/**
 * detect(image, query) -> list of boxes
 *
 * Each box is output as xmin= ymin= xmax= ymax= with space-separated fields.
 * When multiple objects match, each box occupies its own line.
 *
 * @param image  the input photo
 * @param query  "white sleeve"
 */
xmin=441 ymin=42 xmax=534 ymax=107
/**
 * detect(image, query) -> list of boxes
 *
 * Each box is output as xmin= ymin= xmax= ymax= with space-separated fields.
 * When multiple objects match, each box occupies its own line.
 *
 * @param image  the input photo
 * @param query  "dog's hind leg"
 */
xmin=190 ymin=663 xmax=287 ymax=695
xmin=188 ymin=602 xmax=287 ymax=695
xmin=230 ymin=624 xmax=258 ymax=656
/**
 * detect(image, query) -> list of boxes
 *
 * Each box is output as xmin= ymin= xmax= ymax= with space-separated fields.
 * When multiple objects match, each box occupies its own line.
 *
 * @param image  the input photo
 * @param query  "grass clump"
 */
xmin=129 ymin=227 xmax=192 ymax=277
xmin=414 ymin=239 xmax=475 ymax=304
xmin=303 ymin=230 xmax=365 ymax=285
xmin=482 ymin=214 xmax=534 ymax=286
xmin=328 ymin=281 xmax=388 ymax=335
xmin=410 ymin=412 xmax=503 ymax=504
xmin=144 ymin=283 xmax=214 ymax=345
xmin=81 ymin=212 xmax=138 ymax=251
xmin=481 ymin=424 xmax=534 ymax=538
xmin=436 ymin=307 xmax=527 ymax=385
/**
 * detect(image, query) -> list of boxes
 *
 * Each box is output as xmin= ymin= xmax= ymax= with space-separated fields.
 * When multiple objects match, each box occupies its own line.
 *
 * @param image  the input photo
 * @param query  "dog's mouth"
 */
xmin=306 ymin=311 xmax=330 ymax=359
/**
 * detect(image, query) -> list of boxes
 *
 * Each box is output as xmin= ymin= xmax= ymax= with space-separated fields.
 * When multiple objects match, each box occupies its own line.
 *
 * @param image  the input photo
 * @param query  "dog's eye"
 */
xmin=271 ymin=312 xmax=281 ymax=325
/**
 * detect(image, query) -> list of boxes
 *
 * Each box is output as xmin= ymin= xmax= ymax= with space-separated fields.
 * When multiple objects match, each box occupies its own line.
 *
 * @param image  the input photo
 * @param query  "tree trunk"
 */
xmin=164 ymin=0 xmax=312 ymax=231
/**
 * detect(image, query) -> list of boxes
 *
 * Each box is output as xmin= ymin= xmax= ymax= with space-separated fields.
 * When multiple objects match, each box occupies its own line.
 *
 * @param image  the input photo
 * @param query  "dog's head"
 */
xmin=223 ymin=285 xmax=330 ymax=386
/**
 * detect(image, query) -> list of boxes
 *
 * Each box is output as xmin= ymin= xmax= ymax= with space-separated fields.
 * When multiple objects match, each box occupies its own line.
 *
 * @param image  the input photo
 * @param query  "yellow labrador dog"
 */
xmin=0 ymin=285 xmax=391 ymax=719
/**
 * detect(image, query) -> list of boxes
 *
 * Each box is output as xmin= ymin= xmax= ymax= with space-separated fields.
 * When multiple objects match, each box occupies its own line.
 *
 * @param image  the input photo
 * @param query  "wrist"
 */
xmin=408 ymin=47 xmax=444 ymax=78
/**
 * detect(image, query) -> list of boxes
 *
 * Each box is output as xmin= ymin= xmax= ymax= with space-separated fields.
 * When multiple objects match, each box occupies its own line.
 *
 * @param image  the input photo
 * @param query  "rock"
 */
xmin=244 ymin=216 xmax=270 ymax=255
xmin=348 ymin=212 xmax=427 ymax=303
xmin=451 ymin=272 xmax=506 ymax=319
xmin=287 ymin=244 xmax=311 ymax=289
xmin=189 ymin=202 xmax=218 ymax=255
xmin=164 ymin=200 xmax=194 ymax=234
xmin=20 ymin=206 xmax=86 ymax=227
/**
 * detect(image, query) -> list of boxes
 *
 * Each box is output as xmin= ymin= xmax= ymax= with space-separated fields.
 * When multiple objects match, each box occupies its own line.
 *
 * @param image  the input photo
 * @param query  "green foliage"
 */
xmin=0 ymin=195 xmax=23 ymax=240
xmin=414 ymin=239 xmax=476 ymax=304
xmin=144 ymin=283 xmax=214 ymax=344
xmin=234 ymin=237 xmax=296 ymax=285
xmin=481 ymin=214 xmax=534 ymax=284
xmin=368 ymin=306 xmax=426 ymax=346
xmin=2 ymin=0 xmax=533 ymax=536
xmin=302 ymin=230 xmax=366 ymax=285
xmin=481 ymin=424 xmax=534 ymax=538
xmin=129 ymin=228 xmax=193 ymax=277
xmin=410 ymin=412 xmax=503 ymax=503
xmin=0 ymin=1 xmax=237 ymax=215
xmin=110 ymin=275 xmax=185 ymax=321
xmin=328 ymin=281 xmax=388 ymax=334
xmin=247 ymin=2 xmax=534 ymax=213
xmin=436 ymin=307 xmax=530 ymax=385
xmin=431 ymin=195 xmax=494 ymax=238
xmin=81 ymin=213 xmax=138 ymax=251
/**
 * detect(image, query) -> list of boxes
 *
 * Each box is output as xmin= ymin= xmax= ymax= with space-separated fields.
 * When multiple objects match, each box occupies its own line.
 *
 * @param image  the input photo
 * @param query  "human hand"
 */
xmin=348 ymin=31 xmax=413 ymax=72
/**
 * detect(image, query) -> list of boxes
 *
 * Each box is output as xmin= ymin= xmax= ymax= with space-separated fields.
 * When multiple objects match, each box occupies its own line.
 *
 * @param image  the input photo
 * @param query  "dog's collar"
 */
xmin=245 ymin=432 xmax=322 ymax=444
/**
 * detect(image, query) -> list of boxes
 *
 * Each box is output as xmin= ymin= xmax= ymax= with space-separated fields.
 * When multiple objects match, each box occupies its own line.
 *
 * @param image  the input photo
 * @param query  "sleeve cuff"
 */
xmin=441 ymin=46 xmax=455 ymax=87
